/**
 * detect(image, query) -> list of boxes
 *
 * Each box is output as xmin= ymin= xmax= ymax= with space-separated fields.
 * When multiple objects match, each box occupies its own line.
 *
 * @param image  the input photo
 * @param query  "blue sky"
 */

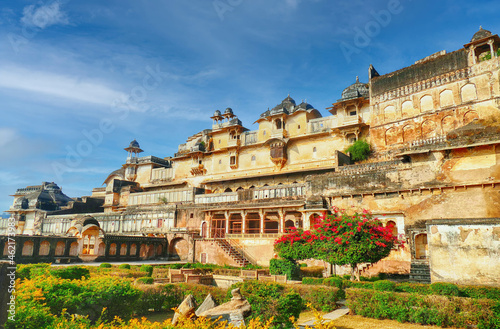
xmin=1 ymin=0 xmax=499 ymax=213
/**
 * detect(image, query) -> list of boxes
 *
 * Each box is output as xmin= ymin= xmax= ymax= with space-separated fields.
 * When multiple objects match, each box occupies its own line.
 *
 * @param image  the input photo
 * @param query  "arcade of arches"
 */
xmin=206 ymin=208 xmax=312 ymax=238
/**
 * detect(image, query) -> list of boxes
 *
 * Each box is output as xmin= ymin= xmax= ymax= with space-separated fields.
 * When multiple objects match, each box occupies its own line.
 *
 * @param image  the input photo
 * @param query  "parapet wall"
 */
xmin=371 ymin=49 xmax=468 ymax=96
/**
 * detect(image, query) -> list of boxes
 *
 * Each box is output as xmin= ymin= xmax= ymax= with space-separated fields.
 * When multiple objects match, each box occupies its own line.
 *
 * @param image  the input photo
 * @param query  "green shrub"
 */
xmin=136 ymin=277 xmax=154 ymax=284
xmin=136 ymin=285 xmax=166 ymax=314
xmin=460 ymin=285 xmax=500 ymax=301
xmin=346 ymin=139 xmax=371 ymax=162
xmin=374 ymin=280 xmax=397 ymax=291
xmin=16 ymin=263 xmax=51 ymax=280
xmin=140 ymin=264 xmax=154 ymax=277
xmin=269 ymin=258 xmax=300 ymax=280
xmin=301 ymin=277 xmax=324 ymax=285
xmin=163 ymin=284 xmax=184 ymax=310
xmin=229 ymin=280 xmax=302 ymax=328
xmin=242 ymin=263 xmax=264 ymax=270
xmin=430 ymin=282 xmax=460 ymax=296
xmin=99 ymin=263 xmax=112 ymax=268
xmin=396 ymin=282 xmax=430 ymax=294
xmin=18 ymin=275 xmax=141 ymax=323
xmin=299 ymin=266 xmax=324 ymax=278
xmin=50 ymin=266 xmax=90 ymax=280
xmin=344 ymin=280 xmax=374 ymax=290
xmin=324 ymin=276 xmax=344 ymax=289
xmin=346 ymin=288 xmax=499 ymax=328
xmin=291 ymin=285 xmax=340 ymax=312
xmin=177 ymin=283 xmax=229 ymax=306
xmin=119 ymin=264 xmax=131 ymax=269
xmin=5 ymin=299 xmax=54 ymax=329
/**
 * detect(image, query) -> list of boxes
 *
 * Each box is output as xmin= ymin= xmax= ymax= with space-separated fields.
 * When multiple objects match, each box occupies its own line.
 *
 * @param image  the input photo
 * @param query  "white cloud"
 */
xmin=0 ymin=66 xmax=130 ymax=109
xmin=21 ymin=1 xmax=69 ymax=29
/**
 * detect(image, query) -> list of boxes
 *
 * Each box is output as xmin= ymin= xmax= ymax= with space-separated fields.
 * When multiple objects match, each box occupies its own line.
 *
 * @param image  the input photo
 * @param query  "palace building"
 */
xmin=1 ymin=27 xmax=500 ymax=286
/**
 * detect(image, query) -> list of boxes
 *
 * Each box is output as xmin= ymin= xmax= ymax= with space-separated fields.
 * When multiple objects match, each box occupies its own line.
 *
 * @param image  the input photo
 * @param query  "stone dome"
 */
xmin=340 ymin=76 xmax=369 ymax=101
xmin=224 ymin=107 xmax=233 ymax=115
xmin=296 ymin=101 xmax=314 ymax=110
xmin=281 ymin=95 xmax=296 ymax=106
xmin=213 ymin=110 xmax=221 ymax=117
xmin=129 ymin=139 xmax=140 ymax=148
xmin=471 ymin=26 xmax=493 ymax=42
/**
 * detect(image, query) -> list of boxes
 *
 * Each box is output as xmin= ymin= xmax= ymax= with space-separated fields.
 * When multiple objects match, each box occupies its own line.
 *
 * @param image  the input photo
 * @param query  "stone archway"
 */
xmin=415 ymin=234 xmax=428 ymax=259
xmin=169 ymin=238 xmax=190 ymax=261
xmin=22 ymin=241 xmax=34 ymax=256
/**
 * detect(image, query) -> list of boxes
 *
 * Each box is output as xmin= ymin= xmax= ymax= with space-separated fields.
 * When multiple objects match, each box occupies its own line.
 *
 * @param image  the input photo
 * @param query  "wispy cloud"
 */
xmin=0 ymin=66 xmax=128 ymax=108
xmin=21 ymin=1 xmax=69 ymax=29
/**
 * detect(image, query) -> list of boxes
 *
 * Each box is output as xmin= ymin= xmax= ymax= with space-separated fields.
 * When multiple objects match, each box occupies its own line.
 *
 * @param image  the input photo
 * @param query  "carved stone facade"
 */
xmin=1 ymin=28 xmax=500 ymax=285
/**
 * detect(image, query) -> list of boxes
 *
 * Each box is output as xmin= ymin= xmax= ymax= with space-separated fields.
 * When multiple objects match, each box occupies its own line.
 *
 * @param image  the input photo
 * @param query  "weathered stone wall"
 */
xmin=427 ymin=219 xmax=500 ymax=286
xmin=371 ymin=49 xmax=468 ymax=97
xmin=195 ymin=240 xmax=242 ymax=267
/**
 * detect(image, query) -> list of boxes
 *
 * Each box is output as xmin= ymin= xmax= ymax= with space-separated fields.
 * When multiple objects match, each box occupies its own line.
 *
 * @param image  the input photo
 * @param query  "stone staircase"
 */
xmin=410 ymin=261 xmax=431 ymax=284
xmin=214 ymin=239 xmax=250 ymax=267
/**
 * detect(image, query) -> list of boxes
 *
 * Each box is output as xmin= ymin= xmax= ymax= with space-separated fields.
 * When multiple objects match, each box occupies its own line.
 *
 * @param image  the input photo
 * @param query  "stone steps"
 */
xmin=215 ymin=239 xmax=250 ymax=267
xmin=410 ymin=262 xmax=431 ymax=284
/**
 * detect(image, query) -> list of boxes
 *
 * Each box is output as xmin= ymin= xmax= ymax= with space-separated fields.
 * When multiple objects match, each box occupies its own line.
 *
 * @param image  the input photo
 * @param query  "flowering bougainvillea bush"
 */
xmin=274 ymin=207 xmax=404 ymax=280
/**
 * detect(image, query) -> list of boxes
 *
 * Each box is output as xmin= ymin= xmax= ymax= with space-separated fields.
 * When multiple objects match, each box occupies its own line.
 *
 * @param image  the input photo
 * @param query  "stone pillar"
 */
xmin=259 ymin=211 xmax=264 ymax=234
xmin=302 ymin=212 xmax=310 ymax=230
xmin=489 ymin=40 xmax=497 ymax=58
xmin=225 ymin=211 xmax=229 ymax=235
xmin=279 ymin=210 xmax=284 ymax=234
xmin=241 ymin=211 xmax=246 ymax=234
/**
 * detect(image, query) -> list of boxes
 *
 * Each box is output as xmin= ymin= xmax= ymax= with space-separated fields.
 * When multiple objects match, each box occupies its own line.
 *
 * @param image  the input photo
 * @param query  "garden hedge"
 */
xmin=346 ymin=288 xmax=500 ymax=329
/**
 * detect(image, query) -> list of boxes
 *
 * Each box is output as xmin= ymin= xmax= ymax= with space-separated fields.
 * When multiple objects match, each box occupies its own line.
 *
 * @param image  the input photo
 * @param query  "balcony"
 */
xmin=195 ymin=192 xmax=239 ymax=204
xmin=190 ymin=164 xmax=206 ymax=176
xmin=338 ymin=114 xmax=362 ymax=127
xmin=227 ymin=138 xmax=241 ymax=148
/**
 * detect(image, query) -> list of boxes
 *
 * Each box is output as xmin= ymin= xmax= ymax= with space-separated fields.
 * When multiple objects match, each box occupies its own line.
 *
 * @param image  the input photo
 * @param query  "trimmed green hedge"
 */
xmin=302 ymin=277 xmax=324 ymax=285
xmin=291 ymin=284 xmax=341 ymax=312
xmin=269 ymin=258 xmax=300 ymax=280
xmin=99 ymin=263 xmax=112 ymax=268
xmin=140 ymin=265 xmax=154 ymax=277
xmin=228 ymin=280 xmax=302 ymax=328
xmin=346 ymin=288 xmax=500 ymax=329
xmin=136 ymin=277 xmax=154 ymax=284
xmin=119 ymin=264 xmax=131 ymax=269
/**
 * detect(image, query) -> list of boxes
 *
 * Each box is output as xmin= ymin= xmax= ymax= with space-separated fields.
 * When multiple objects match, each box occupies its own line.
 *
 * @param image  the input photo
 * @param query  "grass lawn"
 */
xmin=331 ymin=315 xmax=459 ymax=329
xmin=299 ymin=311 xmax=460 ymax=329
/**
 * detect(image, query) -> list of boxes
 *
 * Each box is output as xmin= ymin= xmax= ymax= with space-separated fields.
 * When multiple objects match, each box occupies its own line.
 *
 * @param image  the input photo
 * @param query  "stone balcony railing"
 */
xmin=339 ymin=114 xmax=362 ymax=127
xmin=227 ymin=138 xmax=241 ymax=147
xmin=373 ymin=67 xmax=470 ymax=103
xmin=194 ymin=183 xmax=306 ymax=205
xmin=195 ymin=192 xmax=239 ymax=204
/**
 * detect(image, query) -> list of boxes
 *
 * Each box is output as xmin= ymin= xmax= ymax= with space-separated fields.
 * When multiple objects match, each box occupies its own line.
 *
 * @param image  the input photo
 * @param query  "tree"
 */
xmin=346 ymin=139 xmax=371 ymax=162
xmin=274 ymin=207 xmax=403 ymax=280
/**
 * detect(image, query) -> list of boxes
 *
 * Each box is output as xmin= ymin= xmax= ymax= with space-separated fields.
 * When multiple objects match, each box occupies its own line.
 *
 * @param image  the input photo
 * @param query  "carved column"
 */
xmin=241 ymin=211 xmax=247 ymax=234
xmin=279 ymin=209 xmax=285 ymax=234
xmin=259 ymin=210 xmax=264 ymax=234
xmin=225 ymin=211 xmax=229 ymax=234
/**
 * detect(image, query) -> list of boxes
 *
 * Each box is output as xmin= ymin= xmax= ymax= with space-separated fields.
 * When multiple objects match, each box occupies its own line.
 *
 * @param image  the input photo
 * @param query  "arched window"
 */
xmin=386 ymin=220 xmax=397 ymax=236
